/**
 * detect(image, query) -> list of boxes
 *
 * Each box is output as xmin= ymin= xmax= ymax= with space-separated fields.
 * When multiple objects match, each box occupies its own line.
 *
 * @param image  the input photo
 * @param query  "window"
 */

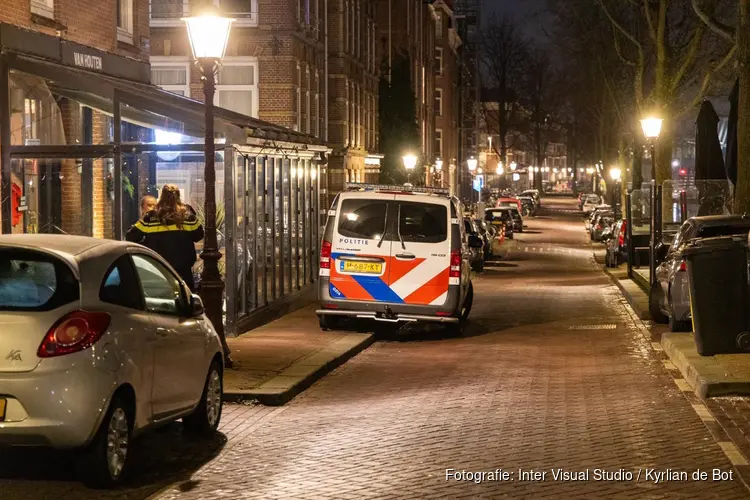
xmin=296 ymin=63 xmax=302 ymax=131
xmin=338 ymin=199 xmax=387 ymax=240
xmin=149 ymin=0 xmax=188 ymax=25
xmin=133 ymin=254 xmax=184 ymax=315
xmin=117 ymin=0 xmax=134 ymax=44
xmin=398 ymin=202 xmax=448 ymax=243
xmin=151 ymin=58 xmax=190 ymax=96
xmin=435 ymin=48 xmax=443 ymax=75
xmin=435 ymin=88 xmax=443 ymax=117
xmin=435 ymin=11 xmax=443 ymax=39
xmin=435 ymin=129 xmax=443 ymax=158
xmin=100 ymin=256 xmax=143 ymax=310
xmin=306 ymin=66 xmax=311 ymax=134
xmin=31 ymin=0 xmax=54 ymax=19
xmin=0 ymin=250 xmax=79 ymax=311
xmin=315 ymin=70 xmax=320 ymax=138
xmin=215 ymin=0 xmax=258 ymax=26
xmin=214 ymin=58 xmax=259 ymax=118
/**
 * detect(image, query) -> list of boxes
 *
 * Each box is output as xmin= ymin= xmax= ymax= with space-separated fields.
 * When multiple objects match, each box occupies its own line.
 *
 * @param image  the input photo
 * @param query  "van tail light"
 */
xmin=320 ymin=240 xmax=332 ymax=269
xmin=678 ymin=260 xmax=687 ymax=272
xmin=450 ymin=249 xmax=462 ymax=279
xmin=618 ymin=224 xmax=626 ymax=246
xmin=37 ymin=311 xmax=111 ymax=358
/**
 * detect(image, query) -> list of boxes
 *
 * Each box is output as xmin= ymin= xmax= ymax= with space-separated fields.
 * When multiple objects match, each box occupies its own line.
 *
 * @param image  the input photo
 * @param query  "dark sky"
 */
xmin=482 ymin=0 xmax=551 ymax=40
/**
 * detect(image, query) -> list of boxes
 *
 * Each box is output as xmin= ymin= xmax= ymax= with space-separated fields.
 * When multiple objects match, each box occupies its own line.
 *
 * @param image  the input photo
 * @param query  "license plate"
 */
xmin=342 ymin=261 xmax=382 ymax=274
xmin=0 ymin=398 xmax=5 ymax=421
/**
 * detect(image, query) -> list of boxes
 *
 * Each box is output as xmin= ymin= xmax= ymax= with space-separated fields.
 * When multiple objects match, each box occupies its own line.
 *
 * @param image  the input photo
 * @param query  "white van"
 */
xmin=316 ymin=184 xmax=479 ymax=331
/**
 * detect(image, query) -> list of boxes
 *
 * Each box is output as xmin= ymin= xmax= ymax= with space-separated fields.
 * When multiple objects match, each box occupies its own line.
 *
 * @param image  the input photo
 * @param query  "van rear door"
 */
xmin=328 ymin=194 xmax=396 ymax=302
xmin=389 ymin=196 xmax=451 ymax=306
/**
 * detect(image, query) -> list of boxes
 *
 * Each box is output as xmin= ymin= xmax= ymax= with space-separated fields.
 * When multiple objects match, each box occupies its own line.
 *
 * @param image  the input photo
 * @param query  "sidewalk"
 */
xmin=223 ymin=306 xmax=375 ymax=405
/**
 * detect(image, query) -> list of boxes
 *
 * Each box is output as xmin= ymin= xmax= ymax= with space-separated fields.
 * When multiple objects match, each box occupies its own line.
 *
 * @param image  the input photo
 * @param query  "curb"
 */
xmin=661 ymin=332 xmax=750 ymax=398
xmin=602 ymin=266 xmax=651 ymax=320
xmin=224 ymin=333 xmax=376 ymax=406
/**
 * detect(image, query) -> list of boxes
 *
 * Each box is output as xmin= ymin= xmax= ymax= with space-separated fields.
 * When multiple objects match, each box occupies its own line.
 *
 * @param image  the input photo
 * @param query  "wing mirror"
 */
xmin=189 ymin=294 xmax=205 ymax=317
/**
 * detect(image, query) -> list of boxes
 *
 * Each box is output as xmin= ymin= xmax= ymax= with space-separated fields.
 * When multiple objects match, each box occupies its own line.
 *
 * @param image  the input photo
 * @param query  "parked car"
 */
xmin=0 ymin=235 xmax=225 ymax=487
xmin=317 ymin=186 xmax=477 ymax=333
xmin=650 ymin=215 xmax=750 ymax=332
xmin=586 ymin=205 xmax=612 ymax=229
xmin=520 ymin=189 xmax=541 ymax=207
xmin=474 ymin=219 xmax=497 ymax=260
xmin=486 ymin=207 xmax=522 ymax=234
xmin=464 ymin=218 xmax=486 ymax=272
xmin=581 ymin=194 xmax=601 ymax=214
xmin=485 ymin=209 xmax=514 ymax=240
xmin=605 ymin=219 xmax=627 ymax=267
xmin=518 ymin=196 xmax=536 ymax=217
xmin=578 ymin=192 xmax=597 ymax=210
xmin=590 ymin=212 xmax=614 ymax=241
xmin=496 ymin=197 xmax=523 ymax=213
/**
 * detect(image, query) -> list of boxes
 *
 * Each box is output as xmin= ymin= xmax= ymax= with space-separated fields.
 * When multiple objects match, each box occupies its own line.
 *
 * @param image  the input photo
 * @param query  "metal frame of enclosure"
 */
xmin=0 ymin=23 xmax=327 ymax=335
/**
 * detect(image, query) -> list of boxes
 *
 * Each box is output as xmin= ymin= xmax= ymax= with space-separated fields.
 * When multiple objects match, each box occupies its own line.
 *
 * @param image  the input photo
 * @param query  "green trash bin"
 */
xmin=682 ymin=235 xmax=750 ymax=356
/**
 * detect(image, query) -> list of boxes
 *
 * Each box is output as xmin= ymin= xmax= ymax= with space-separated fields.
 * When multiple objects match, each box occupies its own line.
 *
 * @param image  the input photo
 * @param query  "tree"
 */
xmin=479 ymin=14 xmax=529 ymax=167
xmin=378 ymin=55 xmax=421 ymax=185
xmin=692 ymin=0 xmax=750 ymax=213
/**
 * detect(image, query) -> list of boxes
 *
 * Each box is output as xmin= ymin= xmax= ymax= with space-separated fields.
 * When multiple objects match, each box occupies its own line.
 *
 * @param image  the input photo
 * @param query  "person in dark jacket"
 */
xmin=126 ymin=184 xmax=204 ymax=290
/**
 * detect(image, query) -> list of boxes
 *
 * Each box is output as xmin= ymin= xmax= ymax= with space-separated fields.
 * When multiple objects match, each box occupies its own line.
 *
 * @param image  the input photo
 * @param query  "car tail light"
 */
xmin=37 ymin=311 xmax=111 ymax=358
xmin=320 ymin=240 xmax=332 ymax=269
xmin=596 ymin=224 xmax=602 ymax=230
xmin=618 ymin=223 xmax=626 ymax=246
xmin=450 ymin=249 xmax=461 ymax=278
xmin=678 ymin=260 xmax=687 ymax=272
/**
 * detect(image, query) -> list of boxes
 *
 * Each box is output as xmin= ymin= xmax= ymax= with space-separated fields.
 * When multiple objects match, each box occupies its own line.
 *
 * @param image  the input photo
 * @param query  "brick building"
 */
xmin=431 ymin=0 xmax=460 ymax=193
xmin=375 ymin=0 xmax=437 ymax=178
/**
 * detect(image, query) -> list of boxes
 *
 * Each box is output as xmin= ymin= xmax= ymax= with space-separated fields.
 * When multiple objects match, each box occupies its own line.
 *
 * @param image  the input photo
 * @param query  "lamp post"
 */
xmin=184 ymin=8 xmax=235 ymax=367
xmin=467 ymin=156 xmax=478 ymax=204
xmin=640 ymin=117 xmax=663 ymax=183
xmin=402 ymin=154 xmax=417 ymax=184
xmin=610 ymin=167 xmax=622 ymax=219
xmin=434 ymin=158 xmax=443 ymax=187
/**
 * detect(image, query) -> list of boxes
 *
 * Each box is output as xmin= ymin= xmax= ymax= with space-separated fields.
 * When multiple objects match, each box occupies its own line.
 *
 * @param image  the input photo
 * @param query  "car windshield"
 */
xmin=399 ymin=202 xmax=448 ymax=243
xmin=0 ymin=249 xmax=79 ymax=311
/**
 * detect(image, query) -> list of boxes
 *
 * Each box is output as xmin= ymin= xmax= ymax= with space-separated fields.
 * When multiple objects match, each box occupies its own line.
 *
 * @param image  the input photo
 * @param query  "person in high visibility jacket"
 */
xmin=126 ymin=184 xmax=204 ymax=290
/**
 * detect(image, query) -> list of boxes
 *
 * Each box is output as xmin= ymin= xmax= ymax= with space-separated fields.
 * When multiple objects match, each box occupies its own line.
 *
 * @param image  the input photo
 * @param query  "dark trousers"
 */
xmin=177 ymin=268 xmax=195 ymax=292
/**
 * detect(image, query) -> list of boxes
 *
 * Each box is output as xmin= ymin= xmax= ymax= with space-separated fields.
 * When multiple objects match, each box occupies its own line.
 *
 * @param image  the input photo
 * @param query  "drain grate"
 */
xmin=568 ymin=324 xmax=617 ymax=330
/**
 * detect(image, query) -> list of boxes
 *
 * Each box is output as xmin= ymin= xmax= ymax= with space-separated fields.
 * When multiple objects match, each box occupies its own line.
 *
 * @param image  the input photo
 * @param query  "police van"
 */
xmin=317 ymin=183 xmax=480 ymax=332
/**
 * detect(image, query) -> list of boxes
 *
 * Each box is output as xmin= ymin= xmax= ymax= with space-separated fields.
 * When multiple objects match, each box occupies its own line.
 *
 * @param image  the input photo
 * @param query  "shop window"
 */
xmin=31 ymin=0 xmax=54 ymax=19
xmin=151 ymin=58 xmax=190 ymax=97
xmin=214 ymin=58 xmax=258 ymax=118
xmin=149 ymin=0 xmax=189 ymax=25
xmin=215 ymin=0 xmax=258 ymax=26
xmin=117 ymin=0 xmax=134 ymax=44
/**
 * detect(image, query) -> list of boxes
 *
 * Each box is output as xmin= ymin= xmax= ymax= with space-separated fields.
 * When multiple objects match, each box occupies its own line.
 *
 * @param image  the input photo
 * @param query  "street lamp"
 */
xmin=640 ymin=116 xmax=663 ymax=183
xmin=184 ymin=7 xmax=235 ymax=367
xmin=510 ymin=161 xmax=517 ymax=171
xmin=610 ymin=167 xmax=623 ymax=230
xmin=402 ymin=154 xmax=417 ymax=184
xmin=435 ymin=159 xmax=443 ymax=171
xmin=467 ymin=156 xmax=478 ymax=172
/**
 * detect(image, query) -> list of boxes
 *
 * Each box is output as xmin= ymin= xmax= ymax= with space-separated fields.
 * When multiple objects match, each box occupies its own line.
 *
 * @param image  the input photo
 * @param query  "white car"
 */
xmin=0 ymin=235 xmax=225 ymax=487
xmin=581 ymin=195 xmax=601 ymax=214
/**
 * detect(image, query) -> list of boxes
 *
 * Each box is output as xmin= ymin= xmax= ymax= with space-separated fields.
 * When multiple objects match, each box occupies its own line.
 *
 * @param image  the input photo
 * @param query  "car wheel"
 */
xmin=183 ymin=360 xmax=223 ymax=435
xmin=649 ymin=283 xmax=669 ymax=324
xmin=668 ymin=295 xmax=691 ymax=332
xmin=78 ymin=395 xmax=132 ymax=489
xmin=319 ymin=314 xmax=341 ymax=331
xmin=459 ymin=282 xmax=474 ymax=321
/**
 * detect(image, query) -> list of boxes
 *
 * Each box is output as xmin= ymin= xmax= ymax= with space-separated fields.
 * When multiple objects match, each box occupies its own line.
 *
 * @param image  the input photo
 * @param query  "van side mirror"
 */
xmin=189 ymin=294 xmax=205 ymax=317
xmin=469 ymin=234 xmax=483 ymax=248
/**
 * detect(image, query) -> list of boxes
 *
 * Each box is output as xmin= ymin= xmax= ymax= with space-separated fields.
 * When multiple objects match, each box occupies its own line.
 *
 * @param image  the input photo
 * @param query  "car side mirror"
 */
xmin=469 ymin=234 xmax=483 ymax=248
xmin=189 ymin=294 xmax=205 ymax=317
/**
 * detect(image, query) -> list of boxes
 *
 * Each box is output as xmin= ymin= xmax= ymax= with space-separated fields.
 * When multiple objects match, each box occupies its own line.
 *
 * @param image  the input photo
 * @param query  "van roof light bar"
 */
xmin=345 ymin=182 xmax=450 ymax=195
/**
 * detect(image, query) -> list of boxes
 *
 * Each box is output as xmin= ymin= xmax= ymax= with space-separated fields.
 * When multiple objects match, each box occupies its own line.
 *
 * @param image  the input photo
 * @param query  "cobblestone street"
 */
xmin=3 ymin=198 xmax=749 ymax=499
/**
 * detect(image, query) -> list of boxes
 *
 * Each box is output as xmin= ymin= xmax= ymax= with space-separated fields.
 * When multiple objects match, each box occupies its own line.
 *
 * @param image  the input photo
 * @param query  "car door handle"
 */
xmin=395 ymin=253 xmax=416 ymax=260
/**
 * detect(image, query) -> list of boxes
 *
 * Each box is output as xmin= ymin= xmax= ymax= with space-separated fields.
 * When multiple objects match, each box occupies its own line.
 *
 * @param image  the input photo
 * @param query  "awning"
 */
xmin=5 ymin=52 xmax=323 ymax=147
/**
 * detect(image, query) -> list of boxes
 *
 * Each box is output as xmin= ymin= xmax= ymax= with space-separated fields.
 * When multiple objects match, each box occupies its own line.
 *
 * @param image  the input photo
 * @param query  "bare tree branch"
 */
xmin=613 ymin=33 xmax=636 ymax=66
xmin=643 ymin=0 xmax=657 ymax=41
xmin=691 ymin=0 xmax=735 ymax=44
xmin=678 ymin=44 xmax=738 ymax=118
xmin=670 ymin=24 xmax=704 ymax=94
xmin=597 ymin=0 xmax=642 ymax=48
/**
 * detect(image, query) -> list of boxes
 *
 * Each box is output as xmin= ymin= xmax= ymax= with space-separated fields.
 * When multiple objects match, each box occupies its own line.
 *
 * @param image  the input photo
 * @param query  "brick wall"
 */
xmin=0 ymin=0 xmax=149 ymax=62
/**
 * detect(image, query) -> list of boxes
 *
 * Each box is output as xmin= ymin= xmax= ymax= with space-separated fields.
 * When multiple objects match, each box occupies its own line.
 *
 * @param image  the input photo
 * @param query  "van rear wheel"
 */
xmin=319 ymin=315 xmax=341 ymax=331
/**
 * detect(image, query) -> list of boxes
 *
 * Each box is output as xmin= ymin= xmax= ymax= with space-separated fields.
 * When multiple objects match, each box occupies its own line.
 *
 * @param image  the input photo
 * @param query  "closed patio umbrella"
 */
xmin=725 ymin=78 xmax=739 ymax=185
xmin=695 ymin=100 xmax=727 ymax=215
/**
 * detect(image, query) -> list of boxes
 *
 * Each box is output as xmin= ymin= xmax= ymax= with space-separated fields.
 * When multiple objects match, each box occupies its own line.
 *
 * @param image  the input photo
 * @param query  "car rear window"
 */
xmin=338 ymin=199 xmax=388 ymax=239
xmin=698 ymin=224 xmax=750 ymax=239
xmin=0 ymin=249 xmax=79 ymax=311
xmin=399 ymin=202 xmax=448 ymax=243
xmin=486 ymin=209 xmax=510 ymax=222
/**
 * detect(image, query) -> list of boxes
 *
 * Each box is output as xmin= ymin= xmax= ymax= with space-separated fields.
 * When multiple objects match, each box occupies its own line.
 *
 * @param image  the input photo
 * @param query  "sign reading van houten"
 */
xmin=72 ymin=52 xmax=103 ymax=71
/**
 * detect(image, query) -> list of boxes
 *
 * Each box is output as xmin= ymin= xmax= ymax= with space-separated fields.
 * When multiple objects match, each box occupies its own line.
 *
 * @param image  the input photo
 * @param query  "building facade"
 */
xmin=431 ymin=0 xmax=460 ymax=193
xmin=376 ymin=0 xmax=437 ymax=177
xmin=326 ymin=0 xmax=381 ymax=204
